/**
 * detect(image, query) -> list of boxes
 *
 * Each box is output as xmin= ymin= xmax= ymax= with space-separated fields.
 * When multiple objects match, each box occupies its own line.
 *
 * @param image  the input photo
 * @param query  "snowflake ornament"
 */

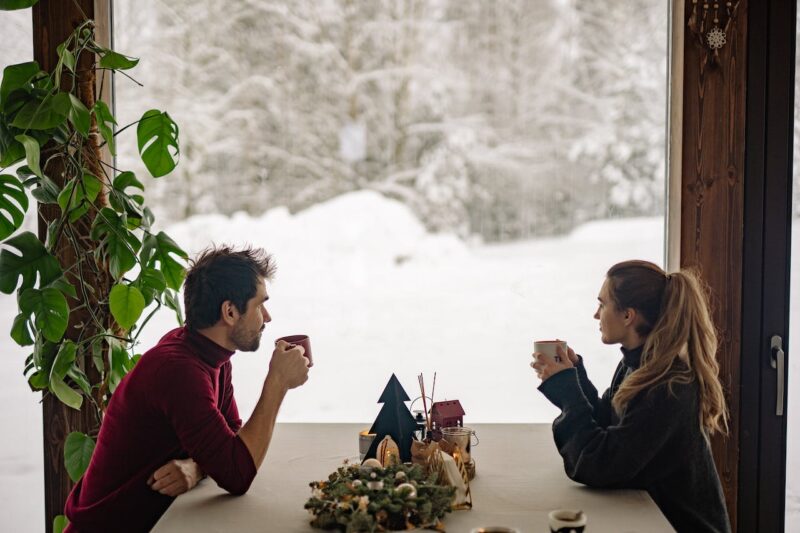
xmin=706 ymin=27 xmax=727 ymax=50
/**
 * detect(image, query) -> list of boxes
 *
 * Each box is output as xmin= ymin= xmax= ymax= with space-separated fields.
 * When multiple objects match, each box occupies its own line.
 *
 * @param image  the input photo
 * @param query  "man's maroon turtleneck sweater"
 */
xmin=64 ymin=327 xmax=257 ymax=532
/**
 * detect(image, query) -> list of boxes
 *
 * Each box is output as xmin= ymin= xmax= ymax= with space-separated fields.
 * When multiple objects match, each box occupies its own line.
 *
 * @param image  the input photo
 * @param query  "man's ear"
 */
xmin=220 ymin=301 xmax=238 ymax=326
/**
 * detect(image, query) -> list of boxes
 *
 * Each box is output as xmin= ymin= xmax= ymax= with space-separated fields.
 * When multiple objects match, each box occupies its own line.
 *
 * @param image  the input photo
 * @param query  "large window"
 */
xmin=113 ymin=0 xmax=668 ymax=423
xmin=0 ymin=10 xmax=44 ymax=533
xmin=785 ymin=6 xmax=800 ymax=528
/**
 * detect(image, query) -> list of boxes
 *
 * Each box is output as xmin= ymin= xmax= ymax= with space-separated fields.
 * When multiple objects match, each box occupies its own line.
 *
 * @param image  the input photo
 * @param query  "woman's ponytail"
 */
xmin=609 ymin=263 xmax=729 ymax=435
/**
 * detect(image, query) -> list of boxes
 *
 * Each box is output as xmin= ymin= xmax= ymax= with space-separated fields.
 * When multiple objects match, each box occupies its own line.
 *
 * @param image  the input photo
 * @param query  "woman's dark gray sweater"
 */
xmin=538 ymin=346 xmax=731 ymax=533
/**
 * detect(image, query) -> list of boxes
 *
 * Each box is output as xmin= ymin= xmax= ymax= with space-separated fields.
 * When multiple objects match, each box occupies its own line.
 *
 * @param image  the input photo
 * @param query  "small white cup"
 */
xmin=534 ymin=340 xmax=568 ymax=362
xmin=548 ymin=509 xmax=586 ymax=532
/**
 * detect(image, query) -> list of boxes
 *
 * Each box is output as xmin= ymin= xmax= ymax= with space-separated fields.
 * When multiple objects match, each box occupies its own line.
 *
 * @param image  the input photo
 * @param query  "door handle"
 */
xmin=770 ymin=335 xmax=785 ymax=417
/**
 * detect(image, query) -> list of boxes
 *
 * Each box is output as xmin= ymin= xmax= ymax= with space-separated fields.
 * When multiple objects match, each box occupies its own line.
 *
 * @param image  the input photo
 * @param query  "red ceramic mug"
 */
xmin=275 ymin=334 xmax=313 ymax=367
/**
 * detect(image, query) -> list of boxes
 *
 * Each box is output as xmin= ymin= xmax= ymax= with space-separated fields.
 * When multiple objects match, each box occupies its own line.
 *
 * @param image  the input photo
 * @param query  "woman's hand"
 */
xmin=531 ymin=344 xmax=575 ymax=381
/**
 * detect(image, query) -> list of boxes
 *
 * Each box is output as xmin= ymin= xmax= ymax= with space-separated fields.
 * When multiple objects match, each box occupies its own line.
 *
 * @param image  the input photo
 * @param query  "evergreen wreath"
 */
xmin=305 ymin=462 xmax=455 ymax=532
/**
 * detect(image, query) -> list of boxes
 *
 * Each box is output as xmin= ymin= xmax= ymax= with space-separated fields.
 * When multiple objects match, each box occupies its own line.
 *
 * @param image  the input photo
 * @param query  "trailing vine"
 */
xmin=0 ymin=3 xmax=186 ymax=529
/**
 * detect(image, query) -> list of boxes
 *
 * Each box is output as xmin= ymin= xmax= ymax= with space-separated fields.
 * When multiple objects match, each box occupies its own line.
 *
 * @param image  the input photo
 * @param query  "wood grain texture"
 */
xmin=32 ymin=1 xmax=111 ymax=531
xmin=680 ymin=1 xmax=746 ymax=531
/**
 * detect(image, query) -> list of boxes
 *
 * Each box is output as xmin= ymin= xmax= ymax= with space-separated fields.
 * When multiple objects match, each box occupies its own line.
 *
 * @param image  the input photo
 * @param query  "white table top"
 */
xmin=153 ymin=423 xmax=674 ymax=532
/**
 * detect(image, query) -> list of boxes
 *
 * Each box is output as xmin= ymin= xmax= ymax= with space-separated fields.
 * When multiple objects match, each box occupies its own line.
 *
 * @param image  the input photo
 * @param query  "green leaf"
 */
xmin=108 ymin=342 xmax=131 ymax=392
xmin=19 ymin=287 xmax=69 ymax=342
xmin=29 ymin=175 xmax=61 ymax=204
xmin=15 ymin=134 xmax=42 ymax=178
xmin=67 ymin=94 xmax=90 ymax=137
xmin=109 ymin=283 xmax=145 ymax=330
xmin=57 ymin=174 xmax=102 ymax=222
xmin=52 ymin=515 xmax=69 ymax=533
xmin=142 ymin=207 xmax=155 ymax=230
xmin=45 ymin=275 xmax=77 ymax=299
xmin=0 ymin=126 xmax=25 ymax=167
xmin=137 ymin=110 xmax=179 ymax=177
xmin=0 ymin=231 xmax=62 ymax=293
xmin=92 ymin=100 xmax=116 ymax=155
xmin=109 ymin=171 xmax=146 ymax=218
xmin=0 ymin=174 xmax=28 ymax=240
xmin=49 ymin=339 xmax=77 ymax=381
xmin=140 ymin=232 xmax=187 ymax=290
xmin=163 ymin=289 xmax=184 ymax=326
xmin=0 ymin=0 xmax=40 ymax=10
xmin=0 ymin=61 xmax=40 ymax=106
xmin=28 ymin=369 xmax=48 ymax=390
xmin=99 ymin=51 xmax=139 ymax=70
xmin=113 ymin=171 xmax=144 ymax=191
xmin=50 ymin=375 xmax=82 ymax=409
xmin=135 ymin=267 xmax=166 ymax=306
xmin=10 ymin=91 xmax=71 ymax=130
xmin=67 ymin=365 xmax=91 ymax=395
xmin=64 ymin=431 xmax=95 ymax=482
xmin=56 ymin=43 xmax=76 ymax=73
xmin=90 ymin=208 xmax=141 ymax=279
xmin=31 ymin=337 xmax=57 ymax=373
xmin=82 ymin=173 xmax=103 ymax=201
xmin=10 ymin=311 xmax=33 ymax=346
xmin=57 ymin=179 xmax=80 ymax=216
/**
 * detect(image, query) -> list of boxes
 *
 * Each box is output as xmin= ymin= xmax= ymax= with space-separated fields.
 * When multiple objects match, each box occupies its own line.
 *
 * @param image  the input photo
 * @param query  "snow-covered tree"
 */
xmin=112 ymin=0 xmax=668 ymax=239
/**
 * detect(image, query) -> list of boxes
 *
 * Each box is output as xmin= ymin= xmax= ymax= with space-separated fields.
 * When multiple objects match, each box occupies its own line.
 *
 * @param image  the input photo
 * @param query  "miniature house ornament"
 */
xmin=430 ymin=400 xmax=465 ymax=430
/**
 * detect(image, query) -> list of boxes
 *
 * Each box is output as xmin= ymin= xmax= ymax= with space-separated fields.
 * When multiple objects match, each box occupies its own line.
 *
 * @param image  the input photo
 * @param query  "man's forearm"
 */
xmin=237 ymin=375 xmax=288 ymax=469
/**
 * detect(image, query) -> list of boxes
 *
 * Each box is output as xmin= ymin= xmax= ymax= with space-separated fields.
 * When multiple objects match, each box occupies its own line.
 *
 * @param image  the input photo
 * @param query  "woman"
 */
xmin=532 ymin=260 xmax=731 ymax=533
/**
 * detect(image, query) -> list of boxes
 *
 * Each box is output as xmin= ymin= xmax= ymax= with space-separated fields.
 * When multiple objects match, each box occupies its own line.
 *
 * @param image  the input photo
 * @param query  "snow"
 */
xmin=0 ymin=192 xmax=664 ymax=530
xmin=5 ymin=191 xmax=795 ymax=530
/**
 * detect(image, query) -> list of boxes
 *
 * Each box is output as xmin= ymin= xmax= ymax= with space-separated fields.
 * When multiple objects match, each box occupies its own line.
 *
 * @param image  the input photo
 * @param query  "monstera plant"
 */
xmin=1 ymin=2 xmax=187 ymax=530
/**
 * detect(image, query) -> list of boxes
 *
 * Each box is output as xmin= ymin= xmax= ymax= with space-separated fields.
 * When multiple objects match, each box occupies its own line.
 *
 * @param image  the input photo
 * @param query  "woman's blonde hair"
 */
xmin=606 ymin=260 xmax=729 ymax=435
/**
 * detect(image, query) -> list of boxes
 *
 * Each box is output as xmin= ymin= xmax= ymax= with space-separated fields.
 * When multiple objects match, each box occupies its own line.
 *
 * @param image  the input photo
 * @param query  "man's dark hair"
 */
xmin=183 ymin=245 xmax=276 ymax=330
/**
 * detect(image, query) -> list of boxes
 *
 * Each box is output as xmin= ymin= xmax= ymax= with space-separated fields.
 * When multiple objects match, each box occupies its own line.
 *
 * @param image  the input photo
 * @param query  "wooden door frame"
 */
xmin=739 ymin=0 xmax=795 ymax=531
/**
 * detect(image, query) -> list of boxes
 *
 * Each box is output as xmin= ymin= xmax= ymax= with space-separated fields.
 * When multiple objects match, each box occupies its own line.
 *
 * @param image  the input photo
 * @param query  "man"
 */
xmin=64 ymin=246 xmax=310 ymax=532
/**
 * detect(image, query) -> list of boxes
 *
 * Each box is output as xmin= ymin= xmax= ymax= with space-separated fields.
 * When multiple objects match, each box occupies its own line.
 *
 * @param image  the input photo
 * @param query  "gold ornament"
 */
xmin=377 ymin=435 xmax=400 ymax=466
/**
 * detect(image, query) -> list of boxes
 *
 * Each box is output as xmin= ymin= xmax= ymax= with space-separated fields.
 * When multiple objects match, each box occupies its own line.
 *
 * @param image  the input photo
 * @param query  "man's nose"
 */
xmin=262 ymin=307 xmax=272 ymax=323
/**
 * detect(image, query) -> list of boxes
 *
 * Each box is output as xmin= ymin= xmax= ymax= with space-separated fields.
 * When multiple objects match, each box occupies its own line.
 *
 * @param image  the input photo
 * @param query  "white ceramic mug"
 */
xmin=534 ymin=339 xmax=568 ymax=362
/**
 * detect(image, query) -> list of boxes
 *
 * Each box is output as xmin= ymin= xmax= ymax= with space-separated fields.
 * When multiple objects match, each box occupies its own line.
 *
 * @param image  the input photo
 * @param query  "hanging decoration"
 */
xmin=688 ymin=0 xmax=741 ymax=65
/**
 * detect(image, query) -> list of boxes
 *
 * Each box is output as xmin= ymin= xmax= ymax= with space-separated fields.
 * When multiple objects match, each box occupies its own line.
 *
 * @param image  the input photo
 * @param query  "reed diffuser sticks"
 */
xmin=418 ymin=373 xmax=431 ymax=431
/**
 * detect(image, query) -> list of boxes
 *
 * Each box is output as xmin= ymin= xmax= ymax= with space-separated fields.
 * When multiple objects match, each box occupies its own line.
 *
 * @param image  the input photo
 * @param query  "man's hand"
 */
xmin=148 ymin=458 xmax=203 ymax=497
xmin=238 ymin=341 xmax=309 ymax=469
xmin=267 ymin=340 xmax=310 ymax=390
xmin=531 ymin=344 xmax=575 ymax=381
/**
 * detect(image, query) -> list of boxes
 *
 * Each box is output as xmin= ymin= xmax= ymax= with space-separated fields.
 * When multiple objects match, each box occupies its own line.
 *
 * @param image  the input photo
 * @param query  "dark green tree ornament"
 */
xmin=365 ymin=374 xmax=418 ymax=463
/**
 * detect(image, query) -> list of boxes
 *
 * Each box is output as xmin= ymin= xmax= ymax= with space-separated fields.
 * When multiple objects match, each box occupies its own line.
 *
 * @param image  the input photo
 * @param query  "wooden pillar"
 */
xmin=679 ymin=1 xmax=746 ymax=530
xmin=32 ymin=1 xmax=112 ymax=531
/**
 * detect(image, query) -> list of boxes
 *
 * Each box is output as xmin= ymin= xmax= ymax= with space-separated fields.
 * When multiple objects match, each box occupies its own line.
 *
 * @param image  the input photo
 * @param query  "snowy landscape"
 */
xmin=0 ymin=195 xmax=798 ymax=531
xmin=2 ymin=196 xmax=665 ymax=530
xmin=1 ymin=0 xmax=799 ymax=531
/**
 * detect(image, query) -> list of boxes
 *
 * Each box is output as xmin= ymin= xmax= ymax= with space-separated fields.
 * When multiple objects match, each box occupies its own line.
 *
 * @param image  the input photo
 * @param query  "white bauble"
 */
xmin=394 ymin=482 xmax=417 ymax=498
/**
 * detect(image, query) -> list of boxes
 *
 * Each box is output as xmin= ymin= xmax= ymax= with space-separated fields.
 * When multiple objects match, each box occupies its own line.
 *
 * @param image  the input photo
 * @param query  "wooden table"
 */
xmin=154 ymin=424 xmax=674 ymax=532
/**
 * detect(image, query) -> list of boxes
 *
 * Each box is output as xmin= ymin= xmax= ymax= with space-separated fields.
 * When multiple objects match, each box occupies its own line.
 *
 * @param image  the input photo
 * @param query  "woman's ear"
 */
xmin=623 ymin=308 xmax=637 ymax=327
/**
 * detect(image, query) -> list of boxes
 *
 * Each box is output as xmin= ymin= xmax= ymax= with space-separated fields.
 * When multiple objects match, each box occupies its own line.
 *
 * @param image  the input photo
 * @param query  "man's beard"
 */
xmin=231 ymin=323 xmax=262 ymax=352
